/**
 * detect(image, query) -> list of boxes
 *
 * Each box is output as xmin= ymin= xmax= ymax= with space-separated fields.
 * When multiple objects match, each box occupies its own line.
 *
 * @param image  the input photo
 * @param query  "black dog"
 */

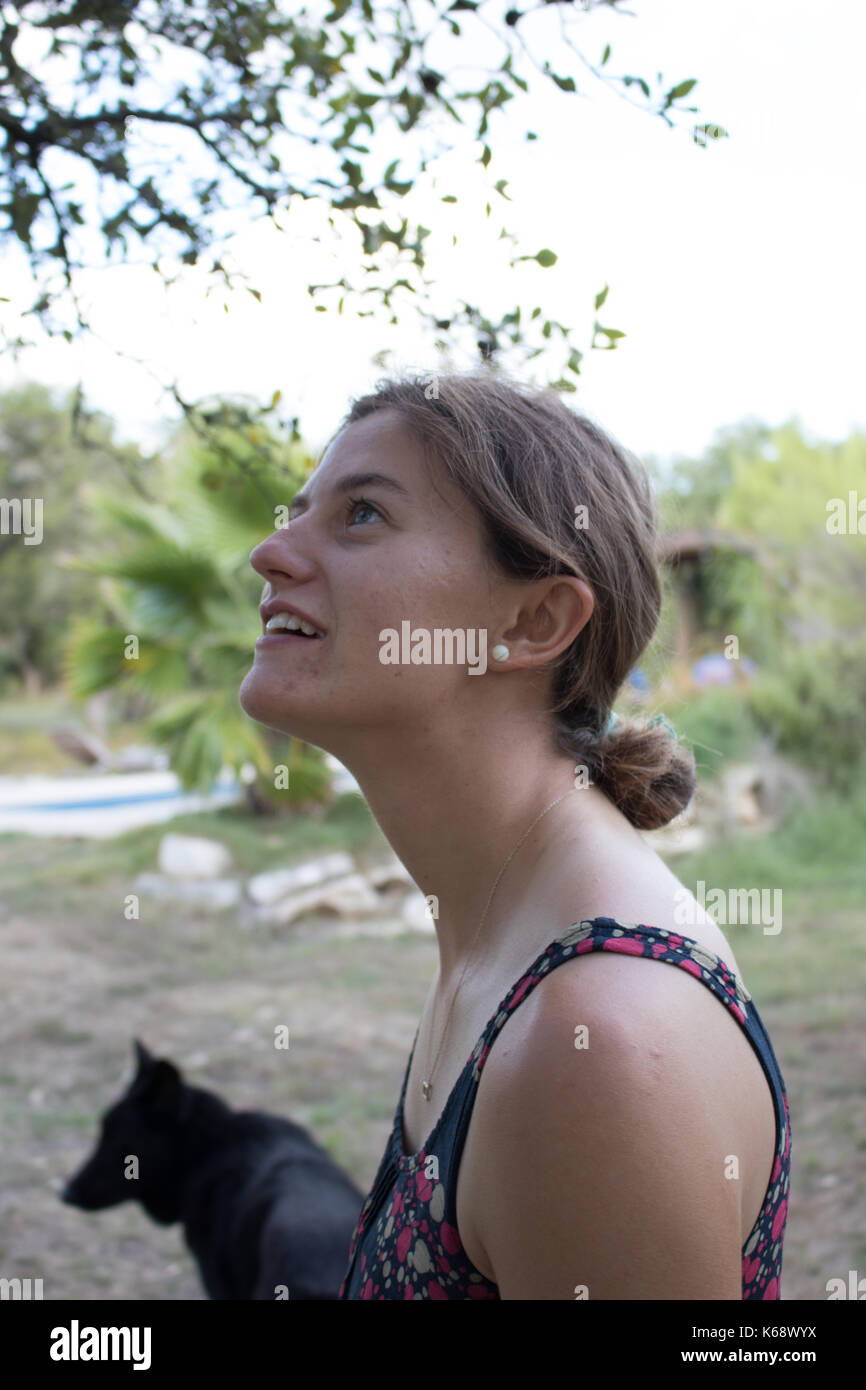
xmin=62 ymin=1040 xmax=364 ymax=1300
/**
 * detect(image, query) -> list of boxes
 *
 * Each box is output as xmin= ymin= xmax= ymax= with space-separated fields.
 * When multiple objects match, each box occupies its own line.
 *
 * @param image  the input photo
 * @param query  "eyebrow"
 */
xmin=288 ymin=471 xmax=412 ymax=517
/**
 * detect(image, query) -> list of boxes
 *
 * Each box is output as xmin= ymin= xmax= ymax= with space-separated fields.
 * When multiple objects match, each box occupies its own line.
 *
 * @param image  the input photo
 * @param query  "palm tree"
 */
xmin=61 ymin=406 xmax=333 ymax=813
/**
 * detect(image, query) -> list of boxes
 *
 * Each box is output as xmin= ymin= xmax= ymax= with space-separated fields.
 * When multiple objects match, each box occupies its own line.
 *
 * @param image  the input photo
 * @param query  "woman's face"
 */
xmin=238 ymin=408 xmax=501 ymax=755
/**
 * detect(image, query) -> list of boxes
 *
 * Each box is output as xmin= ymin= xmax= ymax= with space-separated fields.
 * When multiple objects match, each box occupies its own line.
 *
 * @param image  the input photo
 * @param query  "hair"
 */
xmin=339 ymin=366 xmax=696 ymax=830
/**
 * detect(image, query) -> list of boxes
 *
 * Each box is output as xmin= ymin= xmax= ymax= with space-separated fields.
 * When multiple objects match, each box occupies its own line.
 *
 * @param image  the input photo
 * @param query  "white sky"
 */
xmin=1 ymin=0 xmax=864 ymax=464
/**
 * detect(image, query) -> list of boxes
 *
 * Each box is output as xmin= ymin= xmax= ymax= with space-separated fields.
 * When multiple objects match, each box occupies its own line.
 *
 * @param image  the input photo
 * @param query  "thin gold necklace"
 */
xmin=421 ymin=787 xmax=577 ymax=1102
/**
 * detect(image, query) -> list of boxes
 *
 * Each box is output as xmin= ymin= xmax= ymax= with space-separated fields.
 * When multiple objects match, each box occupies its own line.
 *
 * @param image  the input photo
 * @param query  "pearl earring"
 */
xmin=492 ymin=644 xmax=510 ymax=662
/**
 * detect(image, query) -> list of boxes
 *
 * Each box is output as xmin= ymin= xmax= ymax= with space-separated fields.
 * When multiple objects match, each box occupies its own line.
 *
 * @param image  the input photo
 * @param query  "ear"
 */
xmin=133 ymin=1038 xmax=153 ymax=1073
xmin=497 ymin=574 xmax=595 ymax=670
xmin=144 ymin=1059 xmax=184 ymax=1117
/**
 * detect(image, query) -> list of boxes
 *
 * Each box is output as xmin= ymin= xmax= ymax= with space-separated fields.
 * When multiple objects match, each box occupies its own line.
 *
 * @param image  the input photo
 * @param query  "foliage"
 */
xmin=0 ymin=0 xmax=725 ymax=387
xmin=646 ymin=419 xmax=866 ymax=793
xmin=682 ymin=546 xmax=779 ymax=659
xmin=747 ymin=638 xmax=866 ymax=794
xmin=717 ymin=422 xmax=866 ymax=639
xmin=655 ymin=418 xmax=866 ymax=663
xmin=59 ymin=408 xmax=331 ymax=807
xmin=0 ymin=380 xmax=149 ymax=692
xmin=663 ymin=685 xmax=762 ymax=782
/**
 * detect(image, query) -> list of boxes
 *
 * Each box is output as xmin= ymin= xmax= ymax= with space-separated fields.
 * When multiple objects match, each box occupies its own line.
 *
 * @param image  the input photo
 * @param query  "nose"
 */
xmin=249 ymin=517 xmax=318 ymax=587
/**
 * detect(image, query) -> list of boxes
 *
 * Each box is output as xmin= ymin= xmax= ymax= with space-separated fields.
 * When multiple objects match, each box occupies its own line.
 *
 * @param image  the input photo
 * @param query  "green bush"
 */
xmin=664 ymin=686 xmax=761 ymax=780
xmin=747 ymin=639 xmax=866 ymax=791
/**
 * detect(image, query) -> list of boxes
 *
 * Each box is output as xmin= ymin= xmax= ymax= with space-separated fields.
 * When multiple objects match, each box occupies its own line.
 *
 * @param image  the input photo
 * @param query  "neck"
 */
xmin=330 ymin=711 xmax=612 ymax=983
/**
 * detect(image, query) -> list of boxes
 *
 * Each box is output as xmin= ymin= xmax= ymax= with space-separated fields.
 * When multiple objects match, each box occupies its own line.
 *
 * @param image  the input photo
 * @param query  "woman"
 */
xmin=239 ymin=369 xmax=791 ymax=1300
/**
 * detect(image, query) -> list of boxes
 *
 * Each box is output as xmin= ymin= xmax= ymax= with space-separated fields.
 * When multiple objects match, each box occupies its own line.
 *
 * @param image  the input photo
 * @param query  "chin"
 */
xmin=239 ymin=672 xmax=288 ymax=727
xmin=238 ymin=675 xmax=326 ymax=747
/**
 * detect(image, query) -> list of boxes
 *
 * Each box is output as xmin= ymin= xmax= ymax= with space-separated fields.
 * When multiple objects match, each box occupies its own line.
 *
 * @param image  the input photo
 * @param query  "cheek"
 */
xmin=392 ymin=545 xmax=482 ymax=614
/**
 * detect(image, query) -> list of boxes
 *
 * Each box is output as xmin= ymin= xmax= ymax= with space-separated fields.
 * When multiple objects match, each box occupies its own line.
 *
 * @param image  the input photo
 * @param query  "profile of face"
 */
xmin=238 ymin=408 xmax=507 ymax=760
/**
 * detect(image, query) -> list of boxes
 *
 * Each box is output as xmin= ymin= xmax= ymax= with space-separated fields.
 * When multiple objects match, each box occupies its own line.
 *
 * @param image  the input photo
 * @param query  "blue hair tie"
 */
xmin=648 ymin=713 xmax=677 ymax=740
xmin=604 ymin=711 xmax=678 ymax=741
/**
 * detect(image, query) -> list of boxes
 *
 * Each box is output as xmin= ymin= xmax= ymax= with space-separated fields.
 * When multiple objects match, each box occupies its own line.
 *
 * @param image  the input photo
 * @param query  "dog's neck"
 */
xmin=141 ymin=1086 xmax=235 ymax=1225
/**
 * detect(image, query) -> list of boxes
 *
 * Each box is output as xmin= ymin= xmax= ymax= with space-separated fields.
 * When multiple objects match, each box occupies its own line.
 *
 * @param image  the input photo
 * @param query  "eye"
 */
xmin=345 ymin=495 xmax=383 ymax=526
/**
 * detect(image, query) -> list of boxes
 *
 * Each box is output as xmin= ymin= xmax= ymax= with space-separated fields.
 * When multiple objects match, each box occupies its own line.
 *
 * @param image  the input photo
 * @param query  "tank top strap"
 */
xmin=471 ymin=916 xmax=755 ymax=1080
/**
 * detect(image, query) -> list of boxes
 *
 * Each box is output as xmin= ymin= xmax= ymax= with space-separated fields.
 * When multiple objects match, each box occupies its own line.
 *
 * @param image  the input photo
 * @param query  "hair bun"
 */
xmin=592 ymin=719 xmax=696 ymax=830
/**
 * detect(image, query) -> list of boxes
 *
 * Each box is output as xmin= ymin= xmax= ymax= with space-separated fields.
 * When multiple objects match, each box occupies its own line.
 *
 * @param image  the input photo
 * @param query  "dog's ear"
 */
xmin=133 ymin=1038 xmax=154 ymax=1072
xmin=139 ymin=1058 xmax=184 ymax=1117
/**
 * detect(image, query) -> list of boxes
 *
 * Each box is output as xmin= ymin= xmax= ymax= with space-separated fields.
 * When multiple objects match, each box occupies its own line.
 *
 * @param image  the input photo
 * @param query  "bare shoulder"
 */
xmin=473 ymin=939 xmax=756 ymax=1134
xmin=460 ymin=948 xmax=763 ymax=1299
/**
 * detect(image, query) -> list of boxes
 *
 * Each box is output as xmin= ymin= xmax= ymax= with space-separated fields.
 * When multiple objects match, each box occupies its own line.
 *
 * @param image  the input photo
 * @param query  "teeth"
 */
xmin=265 ymin=612 xmax=323 ymax=636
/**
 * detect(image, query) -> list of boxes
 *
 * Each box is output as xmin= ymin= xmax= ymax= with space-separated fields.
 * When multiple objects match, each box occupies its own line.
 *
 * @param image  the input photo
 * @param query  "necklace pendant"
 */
xmin=422 ymin=1080 xmax=433 ymax=1101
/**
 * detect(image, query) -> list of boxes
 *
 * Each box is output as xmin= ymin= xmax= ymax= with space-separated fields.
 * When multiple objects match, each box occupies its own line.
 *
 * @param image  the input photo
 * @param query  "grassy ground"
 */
xmin=0 ymin=760 xmax=863 ymax=1300
xmin=666 ymin=791 xmax=866 ymax=1297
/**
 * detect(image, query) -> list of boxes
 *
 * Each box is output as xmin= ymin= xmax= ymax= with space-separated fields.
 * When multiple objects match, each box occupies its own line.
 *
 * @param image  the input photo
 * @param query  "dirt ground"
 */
xmin=0 ymin=864 xmax=435 ymax=1301
xmin=0 ymin=835 xmax=863 ymax=1302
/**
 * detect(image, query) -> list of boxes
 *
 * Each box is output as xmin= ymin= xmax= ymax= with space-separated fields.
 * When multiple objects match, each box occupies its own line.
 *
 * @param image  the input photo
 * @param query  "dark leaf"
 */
xmin=668 ymin=78 xmax=698 ymax=100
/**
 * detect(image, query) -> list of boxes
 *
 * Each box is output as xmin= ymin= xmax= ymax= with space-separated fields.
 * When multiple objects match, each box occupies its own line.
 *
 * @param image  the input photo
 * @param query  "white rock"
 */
xmin=158 ymin=833 xmax=233 ymax=879
xmin=242 ymin=873 xmax=380 ymax=926
xmin=246 ymin=851 xmax=356 ymax=905
xmin=135 ymin=872 xmax=242 ymax=909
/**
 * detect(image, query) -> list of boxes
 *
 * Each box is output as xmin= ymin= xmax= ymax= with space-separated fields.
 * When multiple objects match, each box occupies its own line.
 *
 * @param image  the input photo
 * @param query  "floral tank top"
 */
xmin=338 ymin=919 xmax=792 ymax=1300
